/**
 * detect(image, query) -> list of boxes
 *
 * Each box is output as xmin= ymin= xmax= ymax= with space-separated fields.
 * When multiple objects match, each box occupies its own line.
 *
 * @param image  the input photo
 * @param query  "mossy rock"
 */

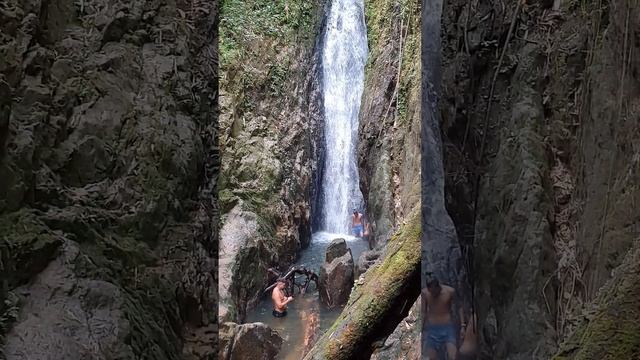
xmin=304 ymin=206 xmax=421 ymax=360
xmin=0 ymin=210 xmax=63 ymax=288
xmin=553 ymin=241 xmax=640 ymax=359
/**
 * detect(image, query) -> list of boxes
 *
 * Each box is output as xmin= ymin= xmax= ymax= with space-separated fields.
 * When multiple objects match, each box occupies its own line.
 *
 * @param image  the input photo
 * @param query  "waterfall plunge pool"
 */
xmin=245 ymin=232 xmax=369 ymax=360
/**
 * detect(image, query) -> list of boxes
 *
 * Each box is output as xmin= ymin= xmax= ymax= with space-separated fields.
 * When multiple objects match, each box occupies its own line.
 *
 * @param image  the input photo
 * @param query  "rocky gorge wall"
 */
xmin=358 ymin=0 xmax=421 ymax=249
xmin=217 ymin=0 xmax=326 ymax=323
xmin=437 ymin=0 xmax=640 ymax=358
xmin=0 ymin=0 xmax=219 ymax=358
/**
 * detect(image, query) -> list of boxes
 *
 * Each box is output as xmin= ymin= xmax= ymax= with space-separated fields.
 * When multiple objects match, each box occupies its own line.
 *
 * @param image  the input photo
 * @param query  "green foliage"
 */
xmin=220 ymin=0 xmax=315 ymax=66
xmin=364 ymin=0 xmax=420 ymax=126
xmin=267 ymin=60 xmax=290 ymax=96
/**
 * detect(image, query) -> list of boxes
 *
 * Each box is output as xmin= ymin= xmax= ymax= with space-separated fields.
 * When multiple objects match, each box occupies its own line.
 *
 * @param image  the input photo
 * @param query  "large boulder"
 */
xmin=218 ymin=204 xmax=264 ymax=323
xmin=219 ymin=322 xmax=283 ymax=360
xmin=319 ymin=238 xmax=354 ymax=308
xmin=325 ymin=238 xmax=348 ymax=263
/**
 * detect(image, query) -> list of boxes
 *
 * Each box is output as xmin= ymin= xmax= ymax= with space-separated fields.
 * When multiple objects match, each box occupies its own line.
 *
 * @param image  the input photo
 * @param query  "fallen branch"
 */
xmin=263 ymin=265 xmax=319 ymax=296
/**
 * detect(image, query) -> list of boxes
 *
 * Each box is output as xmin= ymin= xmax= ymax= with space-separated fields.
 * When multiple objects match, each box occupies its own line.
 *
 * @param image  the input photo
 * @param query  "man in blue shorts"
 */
xmin=351 ymin=209 xmax=364 ymax=237
xmin=422 ymin=277 xmax=463 ymax=359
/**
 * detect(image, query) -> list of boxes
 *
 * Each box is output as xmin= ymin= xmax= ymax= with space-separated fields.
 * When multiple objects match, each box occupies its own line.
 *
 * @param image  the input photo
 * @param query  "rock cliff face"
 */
xmin=358 ymin=0 xmax=421 ymax=249
xmin=0 ymin=0 xmax=218 ymax=358
xmin=437 ymin=0 xmax=640 ymax=357
xmin=217 ymin=0 xmax=325 ymax=322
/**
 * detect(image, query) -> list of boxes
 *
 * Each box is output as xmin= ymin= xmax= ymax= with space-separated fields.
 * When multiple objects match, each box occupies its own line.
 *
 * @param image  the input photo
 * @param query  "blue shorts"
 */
xmin=425 ymin=323 xmax=456 ymax=350
xmin=352 ymin=224 xmax=364 ymax=235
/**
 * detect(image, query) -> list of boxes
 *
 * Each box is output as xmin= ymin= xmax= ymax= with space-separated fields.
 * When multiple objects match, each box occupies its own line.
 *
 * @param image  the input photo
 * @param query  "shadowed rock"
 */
xmin=355 ymin=249 xmax=381 ymax=277
xmin=0 ymin=0 xmax=219 ymax=358
xmin=370 ymin=297 xmax=421 ymax=360
xmin=219 ymin=322 xmax=283 ymax=360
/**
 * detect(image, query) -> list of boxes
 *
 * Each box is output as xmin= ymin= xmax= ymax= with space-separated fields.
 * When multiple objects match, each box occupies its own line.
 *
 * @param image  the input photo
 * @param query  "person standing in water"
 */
xmin=272 ymin=279 xmax=293 ymax=317
xmin=351 ymin=209 xmax=364 ymax=237
xmin=422 ymin=277 xmax=464 ymax=359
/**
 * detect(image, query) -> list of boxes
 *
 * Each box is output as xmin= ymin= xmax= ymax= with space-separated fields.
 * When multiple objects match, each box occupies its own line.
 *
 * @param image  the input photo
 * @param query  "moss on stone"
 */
xmin=553 ymin=241 xmax=640 ymax=360
xmin=365 ymin=0 xmax=419 ymax=68
xmin=220 ymin=0 xmax=316 ymax=68
xmin=0 ymin=210 xmax=63 ymax=287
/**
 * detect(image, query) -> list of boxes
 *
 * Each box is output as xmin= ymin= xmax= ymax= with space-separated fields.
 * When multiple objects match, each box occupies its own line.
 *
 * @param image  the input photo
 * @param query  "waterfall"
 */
xmin=319 ymin=0 xmax=368 ymax=234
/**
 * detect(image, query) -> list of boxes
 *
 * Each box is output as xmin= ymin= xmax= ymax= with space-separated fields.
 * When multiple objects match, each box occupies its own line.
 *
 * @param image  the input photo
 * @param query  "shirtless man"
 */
xmin=352 ymin=209 xmax=364 ymax=237
xmin=422 ymin=277 xmax=463 ymax=359
xmin=272 ymin=279 xmax=293 ymax=317
xmin=457 ymin=312 xmax=477 ymax=360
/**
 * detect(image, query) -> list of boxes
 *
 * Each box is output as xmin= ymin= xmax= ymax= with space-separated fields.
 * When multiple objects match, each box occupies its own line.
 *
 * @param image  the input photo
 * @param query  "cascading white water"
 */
xmin=319 ymin=0 xmax=368 ymax=234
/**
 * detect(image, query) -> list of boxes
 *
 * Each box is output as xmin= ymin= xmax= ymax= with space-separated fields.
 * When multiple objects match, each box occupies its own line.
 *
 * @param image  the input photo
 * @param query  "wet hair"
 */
xmin=426 ymin=277 xmax=440 ymax=289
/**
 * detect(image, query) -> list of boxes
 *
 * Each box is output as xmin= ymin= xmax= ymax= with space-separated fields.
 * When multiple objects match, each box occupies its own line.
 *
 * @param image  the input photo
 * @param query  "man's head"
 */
xmin=426 ymin=277 xmax=441 ymax=296
xmin=276 ymin=278 xmax=287 ymax=289
xmin=353 ymin=209 xmax=358 ymax=215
